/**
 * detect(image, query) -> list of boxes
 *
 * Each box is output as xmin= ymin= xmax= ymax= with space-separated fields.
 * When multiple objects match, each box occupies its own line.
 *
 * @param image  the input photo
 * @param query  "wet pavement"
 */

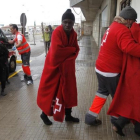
xmin=0 ymin=36 xmax=139 ymax=140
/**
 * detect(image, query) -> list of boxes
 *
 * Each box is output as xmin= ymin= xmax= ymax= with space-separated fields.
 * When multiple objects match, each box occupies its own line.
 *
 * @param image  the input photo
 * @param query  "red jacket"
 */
xmin=96 ymin=21 xmax=140 ymax=73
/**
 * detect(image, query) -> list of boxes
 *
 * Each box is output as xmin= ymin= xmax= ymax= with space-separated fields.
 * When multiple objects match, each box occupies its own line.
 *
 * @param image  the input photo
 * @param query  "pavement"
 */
xmin=0 ymin=36 xmax=139 ymax=140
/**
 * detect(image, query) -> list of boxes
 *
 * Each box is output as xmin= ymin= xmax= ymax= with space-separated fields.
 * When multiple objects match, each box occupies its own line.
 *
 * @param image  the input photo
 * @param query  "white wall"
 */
xmin=116 ymin=0 xmax=122 ymax=16
xmin=92 ymin=0 xmax=110 ymax=46
xmin=131 ymin=0 xmax=140 ymax=22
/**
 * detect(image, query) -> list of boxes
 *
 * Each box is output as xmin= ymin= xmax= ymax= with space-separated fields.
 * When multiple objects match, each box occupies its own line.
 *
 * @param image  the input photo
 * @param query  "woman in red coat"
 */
xmin=37 ymin=9 xmax=80 ymax=125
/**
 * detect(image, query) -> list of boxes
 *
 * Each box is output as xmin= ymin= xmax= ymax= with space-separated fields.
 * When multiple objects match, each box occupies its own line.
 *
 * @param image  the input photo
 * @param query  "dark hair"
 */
xmin=10 ymin=24 xmax=18 ymax=31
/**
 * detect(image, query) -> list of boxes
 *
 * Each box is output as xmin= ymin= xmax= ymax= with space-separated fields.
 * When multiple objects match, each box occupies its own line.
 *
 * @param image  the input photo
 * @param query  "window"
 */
xmin=120 ymin=0 xmax=131 ymax=10
xmin=0 ymin=30 xmax=5 ymax=38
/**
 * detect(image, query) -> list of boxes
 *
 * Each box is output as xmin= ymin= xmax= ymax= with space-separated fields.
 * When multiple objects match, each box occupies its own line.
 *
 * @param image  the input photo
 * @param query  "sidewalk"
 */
xmin=0 ymin=36 xmax=139 ymax=140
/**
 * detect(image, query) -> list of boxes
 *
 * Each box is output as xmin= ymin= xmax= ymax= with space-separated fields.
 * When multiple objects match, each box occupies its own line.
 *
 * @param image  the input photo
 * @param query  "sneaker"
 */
xmin=21 ymin=75 xmax=28 ymax=82
xmin=27 ymin=76 xmax=33 ymax=85
xmin=27 ymin=80 xmax=33 ymax=85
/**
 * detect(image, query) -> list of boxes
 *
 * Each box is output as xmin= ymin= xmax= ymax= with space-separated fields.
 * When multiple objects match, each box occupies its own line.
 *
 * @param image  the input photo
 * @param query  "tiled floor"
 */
xmin=0 ymin=36 xmax=139 ymax=140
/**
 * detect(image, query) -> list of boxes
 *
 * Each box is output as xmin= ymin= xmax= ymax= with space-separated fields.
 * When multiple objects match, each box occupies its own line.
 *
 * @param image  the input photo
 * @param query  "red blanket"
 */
xmin=107 ymin=23 xmax=140 ymax=123
xmin=37 ymin=25 xmax=79 ymax=122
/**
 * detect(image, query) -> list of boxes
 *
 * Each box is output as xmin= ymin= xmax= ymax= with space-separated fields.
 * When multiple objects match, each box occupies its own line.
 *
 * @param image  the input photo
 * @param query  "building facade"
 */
xmin=70 ymin=0 xmax=140 ymax=47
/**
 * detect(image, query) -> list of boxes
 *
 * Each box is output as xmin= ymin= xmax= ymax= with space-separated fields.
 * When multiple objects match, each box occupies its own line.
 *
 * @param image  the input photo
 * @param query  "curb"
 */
xmin=16 ymin=60 xmax=22 ymax=64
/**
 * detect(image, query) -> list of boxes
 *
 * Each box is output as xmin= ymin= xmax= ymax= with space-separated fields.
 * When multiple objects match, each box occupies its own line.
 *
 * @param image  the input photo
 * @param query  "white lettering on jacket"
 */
xmin=101 ymin=28 xmax=110 ymax=47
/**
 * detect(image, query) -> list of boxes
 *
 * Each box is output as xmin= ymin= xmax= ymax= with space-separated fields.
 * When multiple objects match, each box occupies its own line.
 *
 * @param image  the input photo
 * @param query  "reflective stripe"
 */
xmin=88 ymin=110 xmax=98 ymax=117
xmin=96 ymin=92 xmax=108 ymax=99
xmin=18 ymin=46 xmax=30 ymax=53
xmin=20 ymin=42 xmax=27 ymax=46
xmin=112 ymin=116 xmax=119 ymax=119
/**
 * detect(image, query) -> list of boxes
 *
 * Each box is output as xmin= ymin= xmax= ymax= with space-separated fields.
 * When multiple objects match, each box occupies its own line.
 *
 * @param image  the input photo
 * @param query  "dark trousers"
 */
xmin=45 ymin=41 xmax=50 ymax=53
xmin=21 ymin=51 xmax=31 ymax=66
xmin=0 ymin=66 xmax=6 ymax=90
xmin=96 ymin=72 xmax=120 ymax=98
xmin=96 ymin=72 xmax=120 ymax=123
xmin=5 ymin=60 xmax=9 ymax=81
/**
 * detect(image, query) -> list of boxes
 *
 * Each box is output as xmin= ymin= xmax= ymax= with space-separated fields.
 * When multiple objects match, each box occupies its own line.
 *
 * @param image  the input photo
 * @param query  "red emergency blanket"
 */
xmin=107 ymin=23 xmax=140 ymax=123
xmin=37 ymin=25 xmax=79 ymax=122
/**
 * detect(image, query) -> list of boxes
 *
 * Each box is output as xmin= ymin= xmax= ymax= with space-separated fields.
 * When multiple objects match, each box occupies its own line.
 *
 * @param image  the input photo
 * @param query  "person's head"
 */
xmin=119 ymin=6 xmax=137 ymax=28
xmin=62 ymin=9 xmax=75 ymax=33
xmin=45 ymin=26 xmax=49 ymax=31
xmin=10 ymin=24 xmax=18 ymax=34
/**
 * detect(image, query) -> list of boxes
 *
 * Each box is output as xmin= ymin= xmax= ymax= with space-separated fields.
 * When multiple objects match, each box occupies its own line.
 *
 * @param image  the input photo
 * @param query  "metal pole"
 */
xmin=30 ymin=28 xmax=36 ymax=45
xmin=41 ymin=22 xmax=47 ymax=53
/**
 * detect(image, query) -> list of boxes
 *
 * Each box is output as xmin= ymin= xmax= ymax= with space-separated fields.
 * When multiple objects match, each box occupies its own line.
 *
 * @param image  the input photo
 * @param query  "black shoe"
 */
xmin=134 ymin=121 xmax=140 ymax=136
xmin=113 ymin=121 xmax=125 ymax=136
xmin=92 ymin=119 xmax=102 ymax=126
xmin=6 ymin=80 xmax=10 ymax=84
xmin=40 ymin=114 xmax=52 ymax=125
xmin=85 ymin=113 xmax=102 ymax=126
xmin=65 ymin=115 xmax=80 ymax=123
xmin=24 ymin=74 xmax=28 ymax=80
xmin=134 ymin=131 xmax=140 ymax=136
xmin=1 ymin=90 xmax=6 ymax=96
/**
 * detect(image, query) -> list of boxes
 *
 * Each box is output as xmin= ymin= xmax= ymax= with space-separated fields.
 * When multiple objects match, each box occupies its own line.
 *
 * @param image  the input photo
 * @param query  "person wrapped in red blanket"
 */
xmin=37 ymin=9 xmax=80 ymax=125
xmin=84 ymin=6 xmax=140 ymax=129
xmin=107 ymin=22 xmax=140 ymax=136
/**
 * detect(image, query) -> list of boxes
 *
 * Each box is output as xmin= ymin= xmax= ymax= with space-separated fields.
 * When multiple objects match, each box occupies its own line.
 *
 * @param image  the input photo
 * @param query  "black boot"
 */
xmin=1 ymin=89 xmax=6 ymax=96
xmin=6 ymin=79 xmax=10 ymax=84
xmin=134 ymin=121 xmax=140 ymax=136
xmin=40 ymin=112 xmax=52 ymax=125
xmin=65 ymin=108 xmax=79 ymax=123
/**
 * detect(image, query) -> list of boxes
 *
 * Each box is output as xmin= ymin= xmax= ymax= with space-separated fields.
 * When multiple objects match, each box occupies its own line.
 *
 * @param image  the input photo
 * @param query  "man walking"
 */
xmin=9 ymin=24 xmax=33 ymax=85
xmin=37 ymin=9 xmax=80 ymax=125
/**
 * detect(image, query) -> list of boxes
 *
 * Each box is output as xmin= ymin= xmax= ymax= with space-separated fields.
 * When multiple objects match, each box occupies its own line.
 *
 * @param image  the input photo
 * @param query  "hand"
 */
xmin=8 ymin=40 xmax=14 ymax=44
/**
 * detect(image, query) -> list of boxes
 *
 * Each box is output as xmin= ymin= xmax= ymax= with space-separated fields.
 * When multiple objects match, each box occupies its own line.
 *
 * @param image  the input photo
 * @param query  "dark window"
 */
xmin=120 ymin=0 xmax=131 ymax=10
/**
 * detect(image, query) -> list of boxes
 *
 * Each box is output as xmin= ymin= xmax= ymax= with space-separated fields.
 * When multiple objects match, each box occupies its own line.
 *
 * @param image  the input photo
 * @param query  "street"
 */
xmin=0 ymin=37 xmax=139 ymax=140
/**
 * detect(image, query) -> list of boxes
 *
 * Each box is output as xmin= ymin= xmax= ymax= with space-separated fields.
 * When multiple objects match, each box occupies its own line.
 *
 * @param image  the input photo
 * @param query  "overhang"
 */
xmin=70 ymin=0 xmax=103 ymax=21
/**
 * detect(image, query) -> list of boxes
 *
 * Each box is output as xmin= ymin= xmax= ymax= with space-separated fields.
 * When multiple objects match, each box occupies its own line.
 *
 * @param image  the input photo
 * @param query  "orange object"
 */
xmin=14 ymin=32 xmax=30 ymax=54
xmin=89 ymin=95 xmax=106 ymax=114
xmin=22 ymin=65 xmax=31 ymax=76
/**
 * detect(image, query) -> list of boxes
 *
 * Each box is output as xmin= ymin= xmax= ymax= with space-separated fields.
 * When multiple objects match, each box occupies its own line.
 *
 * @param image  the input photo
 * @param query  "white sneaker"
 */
xmin=27 ymin=80 xmax=33 ymax=85
xmin=21 ymin=76 xmax=25 ymax=82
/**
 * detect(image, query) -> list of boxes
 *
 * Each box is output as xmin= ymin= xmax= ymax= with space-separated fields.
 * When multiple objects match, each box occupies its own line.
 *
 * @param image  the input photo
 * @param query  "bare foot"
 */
xmin=112 ymin=124 xmax=125 ymax=136
xmin=113 ymin=125 xmax=118 ymax=131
